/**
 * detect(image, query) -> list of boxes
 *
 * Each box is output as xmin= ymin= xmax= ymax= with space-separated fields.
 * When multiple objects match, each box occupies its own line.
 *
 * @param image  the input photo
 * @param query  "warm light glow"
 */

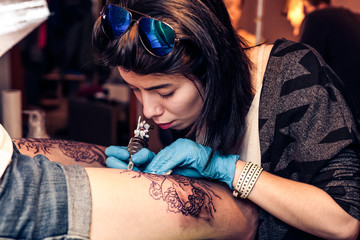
xmin=287 ymin=0 xmax=305 ymax=36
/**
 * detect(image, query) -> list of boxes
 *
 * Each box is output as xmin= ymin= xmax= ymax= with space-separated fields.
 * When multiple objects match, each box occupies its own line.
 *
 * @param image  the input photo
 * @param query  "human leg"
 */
xmin=7 ymin=139 xmax=259 ymax=239
xmin=86 ymin=168 xmax=258 ymax=239
xmin=0 ymin=148 xmax=91 ymax=239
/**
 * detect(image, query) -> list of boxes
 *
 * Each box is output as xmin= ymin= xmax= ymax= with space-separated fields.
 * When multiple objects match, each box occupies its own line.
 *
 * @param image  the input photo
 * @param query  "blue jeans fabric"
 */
xmin=0 ymin=145 xmax=91 ymax=239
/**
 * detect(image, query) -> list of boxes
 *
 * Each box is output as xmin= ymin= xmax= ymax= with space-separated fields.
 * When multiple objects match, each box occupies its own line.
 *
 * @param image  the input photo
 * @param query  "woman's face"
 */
xmin=118 ymin=68 xmax=204 ymax=130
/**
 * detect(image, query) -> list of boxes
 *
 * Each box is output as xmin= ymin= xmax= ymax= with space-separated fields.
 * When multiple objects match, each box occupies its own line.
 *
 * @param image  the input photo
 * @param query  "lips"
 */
xmin=157 ymin=121 xmax=174 ymax=129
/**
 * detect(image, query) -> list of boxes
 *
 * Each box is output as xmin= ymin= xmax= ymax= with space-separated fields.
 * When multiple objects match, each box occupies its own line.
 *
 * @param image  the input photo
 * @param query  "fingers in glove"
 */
xmin=171 ymin=168 xmax=202 ymax=178
xmin=131 ymin=148 xmax=155 ymax=165
xmin=106 ymin=156 xmax=130 ymax=169
xmin=144 ymin=151 xmax=180 ymax=175
xmin=105 ymin=146 xmax=130 ymax=160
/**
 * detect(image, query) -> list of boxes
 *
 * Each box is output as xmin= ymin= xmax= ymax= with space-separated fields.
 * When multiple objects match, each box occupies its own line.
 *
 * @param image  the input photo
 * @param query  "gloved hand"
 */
xmin=144 ymin=138 xmax=239 ymax=189
xmin=105 ymin=145 xmax=155 ymax=171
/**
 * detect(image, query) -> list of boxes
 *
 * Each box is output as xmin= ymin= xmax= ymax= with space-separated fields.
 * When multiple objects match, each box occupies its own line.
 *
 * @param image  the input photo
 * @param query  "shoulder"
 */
xmin=263 ymin=39 xmax=349 ymax=111
xmin=301 ymin=8 xmax=334 ymax=30
xmin=304 ymin=7 xmax=357 ymax=25
xmin=269 ymin=39 xmax=327 ymax=73
xmin=308 ymin=7 xmax=345 ymax=17
xmin=263 ymin=40 xmax=358 ymax=131
xmin=272 ymin=38 xmax=315 ymax=53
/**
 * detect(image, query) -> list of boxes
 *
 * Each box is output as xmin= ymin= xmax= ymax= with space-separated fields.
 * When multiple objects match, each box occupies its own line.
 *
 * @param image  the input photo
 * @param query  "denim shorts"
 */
xmin=0 ymin=145 xmax=91 ymax=239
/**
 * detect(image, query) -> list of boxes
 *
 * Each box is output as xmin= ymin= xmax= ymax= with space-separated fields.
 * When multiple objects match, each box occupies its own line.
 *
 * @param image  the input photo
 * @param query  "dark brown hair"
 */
xmin=92 ymin=0 xmax=253 ymax=154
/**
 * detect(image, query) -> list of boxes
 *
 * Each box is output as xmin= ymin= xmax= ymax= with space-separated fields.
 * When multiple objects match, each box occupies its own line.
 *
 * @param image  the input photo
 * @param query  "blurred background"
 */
xmin=0 ymin=0 xmax=359 ymax=151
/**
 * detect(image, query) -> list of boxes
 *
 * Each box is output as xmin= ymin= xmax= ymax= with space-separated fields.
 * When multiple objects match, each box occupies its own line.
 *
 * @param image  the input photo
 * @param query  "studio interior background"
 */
xmin=0 ymin=0 xmax=359 ymax=152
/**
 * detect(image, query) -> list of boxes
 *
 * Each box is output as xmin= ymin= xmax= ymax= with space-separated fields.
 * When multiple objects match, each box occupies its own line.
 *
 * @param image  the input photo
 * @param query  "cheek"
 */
xmin=133 ymin=91 xmax=143 ymax=104
xmin=167 ymin=89 xmax=202 ymax=117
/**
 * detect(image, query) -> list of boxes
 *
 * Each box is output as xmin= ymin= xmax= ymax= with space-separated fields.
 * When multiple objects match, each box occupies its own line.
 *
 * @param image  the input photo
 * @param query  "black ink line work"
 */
xmin=127 ymin=171 xmax=221 ymax=219
xmin=15 ymin=138 xmax=106 ymax=166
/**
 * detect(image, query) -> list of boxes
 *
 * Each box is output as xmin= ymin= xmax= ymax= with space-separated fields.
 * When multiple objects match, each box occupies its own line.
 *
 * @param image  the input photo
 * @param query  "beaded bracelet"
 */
xmin=240 ymin=165 xmax=263 ymax=199
xmin=233 ymin=162 xmax=253 ymax=198
xmin=233 ymin=162 xmax=263 ymax=199
xmin=239 ymin=163 xmax=258 ymax=195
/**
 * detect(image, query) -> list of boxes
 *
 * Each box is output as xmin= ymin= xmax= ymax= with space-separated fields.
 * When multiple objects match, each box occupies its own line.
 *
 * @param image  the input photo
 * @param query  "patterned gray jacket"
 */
xmin=257 ymin=39 xmax=360 ymax=239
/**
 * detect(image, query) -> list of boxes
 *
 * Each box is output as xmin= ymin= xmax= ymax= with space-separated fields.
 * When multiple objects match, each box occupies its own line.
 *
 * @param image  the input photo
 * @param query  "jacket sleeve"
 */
xmin=259 ymin=39 xmax=360 ymax=220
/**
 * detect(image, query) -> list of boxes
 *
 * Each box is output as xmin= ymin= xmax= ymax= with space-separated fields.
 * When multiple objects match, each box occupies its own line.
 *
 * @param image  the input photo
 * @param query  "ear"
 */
xmin=303 ymin=4 xmax=307 ymax=15
xmin=302 ymin=0 xmax=310 ymax=15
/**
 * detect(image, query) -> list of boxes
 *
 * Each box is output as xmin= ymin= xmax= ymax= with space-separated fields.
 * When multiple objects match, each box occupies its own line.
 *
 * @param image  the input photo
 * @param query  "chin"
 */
xmin=170 ymin=126 xmax=182 ymax=131
xmin=172 ymin=122 xmax=193 ymax=131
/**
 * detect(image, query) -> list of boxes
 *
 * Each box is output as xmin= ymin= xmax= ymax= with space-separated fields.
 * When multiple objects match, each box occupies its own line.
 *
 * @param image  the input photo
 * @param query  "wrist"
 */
xmin=232 ymin=159 xmax=246 ymax=189
xmin=232 ymin=161 xmax=263 ymax=199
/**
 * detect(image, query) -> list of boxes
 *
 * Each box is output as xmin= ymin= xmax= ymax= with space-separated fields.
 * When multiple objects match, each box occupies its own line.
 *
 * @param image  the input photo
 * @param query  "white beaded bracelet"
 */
xmin=239 ymin=163 xmax=257 ymax=195
xmin=240 ymin=165 xmax=263 ymax=199
xmin=233 ymin=162 xmax=253 ymax=198
xmin=233 ymin=162 xmax=263 ymax=199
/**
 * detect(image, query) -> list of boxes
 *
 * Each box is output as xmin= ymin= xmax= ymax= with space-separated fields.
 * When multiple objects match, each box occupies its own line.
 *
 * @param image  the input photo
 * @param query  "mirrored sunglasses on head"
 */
xmin=101 ymin=4 xmax=181 ymax=57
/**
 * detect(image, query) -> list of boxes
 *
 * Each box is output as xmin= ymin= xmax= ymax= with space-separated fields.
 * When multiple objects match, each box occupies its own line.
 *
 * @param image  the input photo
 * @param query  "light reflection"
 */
xmin=286 ymin=0 xmax=305 ymax=36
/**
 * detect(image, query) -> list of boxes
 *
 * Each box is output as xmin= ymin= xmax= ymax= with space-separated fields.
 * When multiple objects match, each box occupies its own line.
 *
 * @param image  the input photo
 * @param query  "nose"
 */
xmin=142 ymin=94 xmax=164 ymax=119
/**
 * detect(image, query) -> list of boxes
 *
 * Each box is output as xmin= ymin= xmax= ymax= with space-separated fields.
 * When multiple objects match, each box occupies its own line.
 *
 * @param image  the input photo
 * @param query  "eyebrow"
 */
xmin=127 ymin=83 xmax=173 ymax=91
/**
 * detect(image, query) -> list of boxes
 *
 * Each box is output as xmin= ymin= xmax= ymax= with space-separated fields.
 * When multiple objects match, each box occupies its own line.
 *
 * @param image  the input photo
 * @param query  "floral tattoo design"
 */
xmin=14 ymin=138 xmax=106 ymax=165
xmin=130 ymin=172 xmax=221 ymax=219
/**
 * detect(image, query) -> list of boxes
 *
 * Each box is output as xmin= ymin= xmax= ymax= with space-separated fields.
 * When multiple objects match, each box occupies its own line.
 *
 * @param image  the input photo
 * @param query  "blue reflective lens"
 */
xmin=101 ymin=5 xmax=177 ymax=57
xmin=103 ymin=5 xmax=131 ymax=38
xmin=138 ymin=18 xmax=175 ymax=56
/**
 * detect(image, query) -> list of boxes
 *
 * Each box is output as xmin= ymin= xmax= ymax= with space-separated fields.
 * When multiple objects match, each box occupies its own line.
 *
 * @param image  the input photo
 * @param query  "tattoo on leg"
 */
xmin=126 ymin=171 xmax=220 ymax=219
xmin=58 ymin=141 xmax=105 ymax=165
xmin=14 ymin=138 xmax=106 ymax=166
xmin=15 ymin=138 xmax=53 ymax=154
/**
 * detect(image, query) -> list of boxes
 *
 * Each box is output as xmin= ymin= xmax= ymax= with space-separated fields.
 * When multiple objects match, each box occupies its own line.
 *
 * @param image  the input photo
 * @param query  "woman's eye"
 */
xmin=160 ymin=91 xmax=174 ymax=99
xmin=131 ymin=88 xmax=140 ymax=93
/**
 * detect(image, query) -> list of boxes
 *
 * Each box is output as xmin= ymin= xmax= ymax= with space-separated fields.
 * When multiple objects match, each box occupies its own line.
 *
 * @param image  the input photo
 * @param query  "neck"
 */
xmin=246 ymin=45 xmax=272 ymax=93
xmin=305 ymin=2 xmax=330 ymax=14
xmin=316 ymin=2 xmax=330 ymax=10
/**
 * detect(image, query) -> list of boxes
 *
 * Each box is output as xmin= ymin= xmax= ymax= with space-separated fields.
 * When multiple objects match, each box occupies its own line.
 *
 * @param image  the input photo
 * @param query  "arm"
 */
xmin=13 ymin=138 xmax=258 ymax=239
xmin=233 ymin=154 xmax=360 ymax=240
xmin=250 ymin=40 xmax=360 ymax=239
xmin=144 ymin=139 xmax=359 ymax=239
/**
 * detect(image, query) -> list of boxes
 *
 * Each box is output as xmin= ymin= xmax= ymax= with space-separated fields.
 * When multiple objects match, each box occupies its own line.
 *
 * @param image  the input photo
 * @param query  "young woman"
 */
xmin=94 ymin=0 xmax=360 ymax=239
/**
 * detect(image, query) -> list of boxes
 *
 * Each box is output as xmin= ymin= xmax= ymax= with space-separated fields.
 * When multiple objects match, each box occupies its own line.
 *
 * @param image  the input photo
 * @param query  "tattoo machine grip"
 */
xmin=126 ymin=116 xmax=152 ymax=170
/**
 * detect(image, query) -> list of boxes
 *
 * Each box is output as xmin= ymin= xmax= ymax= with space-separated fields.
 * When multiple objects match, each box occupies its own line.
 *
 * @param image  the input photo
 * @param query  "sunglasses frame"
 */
xmin=100 ymin=4 xmax=181 ymax=58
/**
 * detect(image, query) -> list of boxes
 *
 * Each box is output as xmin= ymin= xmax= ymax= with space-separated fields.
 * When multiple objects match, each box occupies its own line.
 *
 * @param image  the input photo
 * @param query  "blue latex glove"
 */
xmin=144 ymin=139 xmax=239 ymax=189
xmin=105 ymin=145 xmax=155 ymax=171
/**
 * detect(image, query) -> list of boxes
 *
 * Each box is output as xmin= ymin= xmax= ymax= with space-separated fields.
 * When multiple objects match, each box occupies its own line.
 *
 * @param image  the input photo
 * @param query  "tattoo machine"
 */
xmin=127 ymin=116 xmax=153 ymax=170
